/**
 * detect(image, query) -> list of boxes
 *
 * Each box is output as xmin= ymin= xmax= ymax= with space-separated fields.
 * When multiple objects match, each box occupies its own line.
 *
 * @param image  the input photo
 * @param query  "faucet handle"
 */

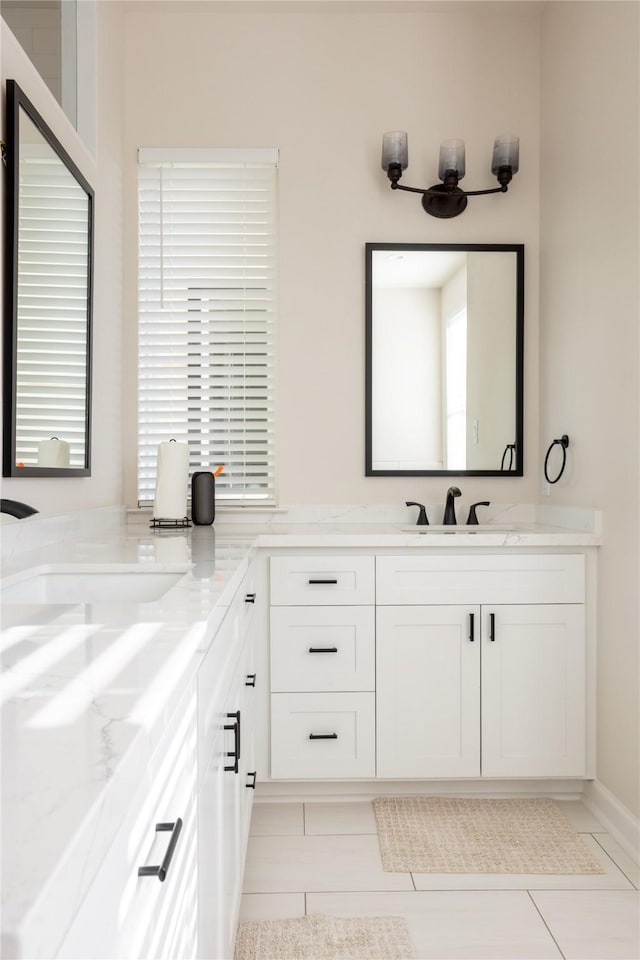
xmin=406 ymin=501 xmax=429 ymax=526
xmin=466 ymin=501 xmax=490 ymax=525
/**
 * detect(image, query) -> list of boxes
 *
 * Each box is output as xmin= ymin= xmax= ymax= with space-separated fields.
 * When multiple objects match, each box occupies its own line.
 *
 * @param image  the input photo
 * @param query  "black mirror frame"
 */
xmin=3 ymin=79 xmax=94 ymax=478
xmin=365 ymin=242 xmax=524 ymax=478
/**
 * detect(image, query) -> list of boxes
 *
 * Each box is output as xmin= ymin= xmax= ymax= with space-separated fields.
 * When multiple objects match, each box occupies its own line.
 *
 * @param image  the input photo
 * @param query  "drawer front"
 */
xmin=56 ymin=691 xmax=198 ymax=960
xmin=270 ymin=692 xmax=375 ymax=779
xmin=376 ymin=554 xmax=585 ymax=605
xmin=271 ymin=607 xmax=375 ymax=692
xmin=270 ymin=556 xmax=374 ymax=606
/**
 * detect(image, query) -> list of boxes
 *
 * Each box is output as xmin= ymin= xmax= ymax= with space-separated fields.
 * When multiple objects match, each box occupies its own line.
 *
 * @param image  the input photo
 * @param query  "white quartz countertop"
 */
xmin=0 ymin=515 xmax=601 ymax=957
xmin=1 ymin=524 xmax=254 ymax=959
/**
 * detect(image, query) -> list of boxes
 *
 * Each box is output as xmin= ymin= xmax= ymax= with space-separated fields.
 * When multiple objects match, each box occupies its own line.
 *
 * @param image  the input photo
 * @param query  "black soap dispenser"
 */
xmin=191 ymin=471 xmax=215 ymax=525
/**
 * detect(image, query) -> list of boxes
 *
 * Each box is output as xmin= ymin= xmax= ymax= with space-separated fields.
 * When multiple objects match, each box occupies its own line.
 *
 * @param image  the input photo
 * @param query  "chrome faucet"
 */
xmin=443 ymin=487 xmax=461 ymax=525
xmin=0 ymin=499 xmax=38 ymax=519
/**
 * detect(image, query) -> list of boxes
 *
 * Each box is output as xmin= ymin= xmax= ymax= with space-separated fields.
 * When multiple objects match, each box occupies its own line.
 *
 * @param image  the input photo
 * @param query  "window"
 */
xmin=445 ymin=307 xmax=467 ymax=470
xmin=137 ymin=149 xmax=278 ymax=506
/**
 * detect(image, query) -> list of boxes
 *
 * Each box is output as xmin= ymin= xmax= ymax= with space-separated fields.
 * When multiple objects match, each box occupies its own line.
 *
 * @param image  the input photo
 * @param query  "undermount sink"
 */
xmin=1 ymin=565 xmax=189 ymax=604
xmin=400 ymin=524 xmax=515 ymax=534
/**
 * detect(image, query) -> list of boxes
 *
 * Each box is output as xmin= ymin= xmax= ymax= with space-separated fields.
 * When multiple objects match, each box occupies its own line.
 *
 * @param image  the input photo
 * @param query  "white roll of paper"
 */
xmin=38 ymin=437 xmax=70 ymax=467
xmin=153 ymin=440 xmax=189 ymax=520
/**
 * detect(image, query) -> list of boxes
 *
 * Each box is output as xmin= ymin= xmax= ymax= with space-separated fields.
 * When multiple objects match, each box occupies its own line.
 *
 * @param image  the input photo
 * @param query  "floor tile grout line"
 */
xmin=591 ymin=833 xmax=640 ymax=889
xmin=526 ymin=890 xmax=567 ymax=960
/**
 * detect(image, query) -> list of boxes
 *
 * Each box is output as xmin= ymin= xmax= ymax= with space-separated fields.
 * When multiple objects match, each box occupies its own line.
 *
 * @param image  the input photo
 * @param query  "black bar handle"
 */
xmin=138 ymin=818 xmax=183 ymax=882
xmin=246 ymin=770 xmax=257 ymax=789
xmin=469 ymin=613 xmax=475 ymax=642
xmin=309 ymin=646 xmax=339 ymax=654
xmin=224 ymin=710 xmax=241 ymax=772
xmin=245 ymin=593 xmax=256 ymax=603
xmin=245 ymin=673 xmax=257 ymax=687
xmin=489 ymin=613 xmax=496 ymax=641
xmin=308 ymin=578 xmax=338 ymax=585
xmin=309 ymin=733 xmax=338 ymax=740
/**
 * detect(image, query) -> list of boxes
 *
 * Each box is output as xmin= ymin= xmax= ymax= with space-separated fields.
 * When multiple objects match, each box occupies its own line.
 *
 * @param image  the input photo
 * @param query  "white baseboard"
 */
xmin=255 ymin=778 xmax=585 ymax=804
xmin=583 ymin=780 xmax=640 ymax=863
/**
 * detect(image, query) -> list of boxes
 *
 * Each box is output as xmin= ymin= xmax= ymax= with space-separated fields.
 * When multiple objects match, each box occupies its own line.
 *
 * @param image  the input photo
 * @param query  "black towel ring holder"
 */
xmin=544 ymin=434 xmax=570 ymax=484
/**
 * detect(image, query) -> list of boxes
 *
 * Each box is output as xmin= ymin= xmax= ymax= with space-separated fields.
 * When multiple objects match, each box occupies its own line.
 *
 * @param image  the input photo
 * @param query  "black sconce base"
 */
xmin=421 ymin=184 xmax=468 ymax=218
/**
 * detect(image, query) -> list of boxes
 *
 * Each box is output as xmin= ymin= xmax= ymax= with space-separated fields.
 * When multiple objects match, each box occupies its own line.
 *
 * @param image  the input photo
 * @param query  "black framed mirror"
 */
xmin=3 ymin=79 xmax=93 ymax=477
xmin=365 ymin=243 xmax=524 ymax=477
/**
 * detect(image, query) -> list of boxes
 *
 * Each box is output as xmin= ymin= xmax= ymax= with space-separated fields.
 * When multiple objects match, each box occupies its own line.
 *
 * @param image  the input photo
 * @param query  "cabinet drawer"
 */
xmin=270 ymin=556 xmax=374 ymax=606
xmin=376 ymin=554 xmax=585 ymax=605
xmin=56 ymin=690 xmax=198 ymax=959
xmin=271 ymin=607 xmax=375 ymax=692
xmin=270 ymin=692 xmax=375 ymax=778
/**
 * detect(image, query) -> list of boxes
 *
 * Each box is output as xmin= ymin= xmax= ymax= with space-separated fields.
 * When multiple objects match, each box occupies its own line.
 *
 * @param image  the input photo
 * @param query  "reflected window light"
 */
xmin=28 ymin=622 xmax=163 ymax=727
xmin=1 ymin=623 xmax=46 ymax=653
xmin=1 ymin=623 xmax=102 ymax=704
xmin=129 ymin=623 xmax=206 ymax=729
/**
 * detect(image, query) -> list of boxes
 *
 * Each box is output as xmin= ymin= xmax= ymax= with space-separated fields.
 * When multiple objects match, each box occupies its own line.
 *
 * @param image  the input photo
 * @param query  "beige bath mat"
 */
xmin=234 ymin=913 xmax=415 ymax=960
xmin=373 ymin=797 xmax=605 ymax=875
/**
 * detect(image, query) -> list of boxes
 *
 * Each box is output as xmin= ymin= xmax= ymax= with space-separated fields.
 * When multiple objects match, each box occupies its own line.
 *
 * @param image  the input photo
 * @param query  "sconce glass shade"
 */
xmin=438 ymin=139 xmax=465 ymax=180
xmin=381 ymin=131 xmax=408 ymax=171
xmin=492 ymin=135 xmax=520 ymax=174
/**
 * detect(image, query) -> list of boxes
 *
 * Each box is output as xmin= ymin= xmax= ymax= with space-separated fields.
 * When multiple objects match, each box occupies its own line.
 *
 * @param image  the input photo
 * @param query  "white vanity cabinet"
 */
xmin=376 ymin=555 xmax=587 ymax=780
xmin=269 ymin=556 xmax=376 ymax=779
xmin=198 ymin=562 xmax=259 ymax=960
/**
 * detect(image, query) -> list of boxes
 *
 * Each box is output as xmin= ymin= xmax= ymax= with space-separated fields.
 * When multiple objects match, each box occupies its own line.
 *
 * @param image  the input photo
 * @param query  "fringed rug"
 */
xmin=373 ymin=797 xmax=605 ymax=875
xmin=234 ymin=913 xmax=415 ymax=960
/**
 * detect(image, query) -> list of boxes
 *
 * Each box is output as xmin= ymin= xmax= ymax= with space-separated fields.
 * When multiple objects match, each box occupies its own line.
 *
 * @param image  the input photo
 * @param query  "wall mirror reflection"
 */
xmin=365 ymin=243 xmax=523 ymax=476
xmin=3 ymin=79 xmax=93 ymax=477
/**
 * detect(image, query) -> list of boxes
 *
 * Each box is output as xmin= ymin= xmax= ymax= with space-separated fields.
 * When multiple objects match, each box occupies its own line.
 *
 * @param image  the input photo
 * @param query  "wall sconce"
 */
xmin=381 ymin=133 xmax=520 ymax=218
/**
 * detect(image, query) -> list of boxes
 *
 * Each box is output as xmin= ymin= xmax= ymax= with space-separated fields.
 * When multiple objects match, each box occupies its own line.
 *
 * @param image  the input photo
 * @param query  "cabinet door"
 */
xmin=481 ymin=604 xmax=586 ymax=777
xmin=199 ymin=634 xmax=257 ymax=960
xmin=376 ymin=606 xmax=481 ymax=778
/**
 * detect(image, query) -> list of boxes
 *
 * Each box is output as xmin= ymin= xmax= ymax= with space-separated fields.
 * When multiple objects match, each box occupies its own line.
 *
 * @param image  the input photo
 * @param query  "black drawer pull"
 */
xmin=224 ymin=710 xmax=241 ymax=773
xmin=308 ymin=578 xmax=338 ymax=585
xmin=246 ymin=770 xmax=257 ymax=789
xmin=469 ymin=613 xmax=475 ymax=642
xmin=309 ymin=733 xmax=338 ymax=740
xmin=138 ymin=818 xmax=183 ymax=882
xmin=489 ymin=612 xmax=496 ymax=641
xmin=245 ymin=673 xmax=257 ymax=687
xmin=309 ymin=646 xmax=338 ymax=654
xmin=245 ymin=593 xmax=256 ymax=603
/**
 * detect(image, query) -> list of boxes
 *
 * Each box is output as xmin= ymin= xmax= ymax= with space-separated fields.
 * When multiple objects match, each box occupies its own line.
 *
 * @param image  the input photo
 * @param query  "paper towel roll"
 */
xmin=38 ymin=437 xmax=70 ymax=467
xmin=153 ymin=440 xmax=189 ymax=519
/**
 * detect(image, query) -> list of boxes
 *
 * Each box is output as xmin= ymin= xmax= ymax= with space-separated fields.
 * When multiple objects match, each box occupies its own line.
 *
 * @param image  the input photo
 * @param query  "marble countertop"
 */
xmin=1 ymin=524 xmax=254 ymax=959
xmin=0 ymin=515 xmax=601 ymax=957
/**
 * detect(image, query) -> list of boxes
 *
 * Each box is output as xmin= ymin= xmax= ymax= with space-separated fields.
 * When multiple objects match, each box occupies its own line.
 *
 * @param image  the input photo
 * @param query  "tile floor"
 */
xmin=240 ymin=800 xmax=640 ymax=959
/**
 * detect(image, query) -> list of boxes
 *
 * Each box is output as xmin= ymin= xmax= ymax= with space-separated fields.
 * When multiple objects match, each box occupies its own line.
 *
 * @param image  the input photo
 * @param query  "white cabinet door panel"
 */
xmin=376 ymin=606 xmax=481 ymax=778
xmin=481 ymin=604 xmax=586 ymax=777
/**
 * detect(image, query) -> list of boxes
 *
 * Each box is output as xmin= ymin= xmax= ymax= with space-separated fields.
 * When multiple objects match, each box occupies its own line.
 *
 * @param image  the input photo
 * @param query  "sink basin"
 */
xmin=400 ymin=524 xmax=515 ymax=534
xmin=1 ymin=565 xmax=189 ymax=604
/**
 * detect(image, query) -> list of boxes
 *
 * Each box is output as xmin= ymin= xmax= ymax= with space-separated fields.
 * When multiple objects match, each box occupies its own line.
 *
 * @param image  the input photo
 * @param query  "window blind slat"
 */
xmin=138 ymin=156 xmax=278 ymax=506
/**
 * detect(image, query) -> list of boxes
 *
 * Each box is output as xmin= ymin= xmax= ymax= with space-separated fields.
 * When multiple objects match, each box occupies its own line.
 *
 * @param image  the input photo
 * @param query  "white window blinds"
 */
xmin=137 ymin=150 xmax=278 ymax=506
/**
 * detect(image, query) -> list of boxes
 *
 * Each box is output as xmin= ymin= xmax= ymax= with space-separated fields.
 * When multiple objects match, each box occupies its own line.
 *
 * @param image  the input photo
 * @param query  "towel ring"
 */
xmin=544 ymin=434 xmax=570 ymax=484
xmin=500 ymin=443 xmax=516 ymax=471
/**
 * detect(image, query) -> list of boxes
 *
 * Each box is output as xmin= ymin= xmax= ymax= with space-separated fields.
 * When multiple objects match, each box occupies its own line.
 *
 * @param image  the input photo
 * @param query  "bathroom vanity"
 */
xmin=0 ymin=512 xmax=600 ymax=959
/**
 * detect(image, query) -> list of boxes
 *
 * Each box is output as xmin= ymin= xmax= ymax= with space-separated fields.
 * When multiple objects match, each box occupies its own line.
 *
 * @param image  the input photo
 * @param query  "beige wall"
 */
xmin=540 ymin=1 xmax=640 ymax=816
xmin=0 ymin=2 xmax=125 ymax=515
xmin=122 ymin=2 xmax=541 ymax=506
